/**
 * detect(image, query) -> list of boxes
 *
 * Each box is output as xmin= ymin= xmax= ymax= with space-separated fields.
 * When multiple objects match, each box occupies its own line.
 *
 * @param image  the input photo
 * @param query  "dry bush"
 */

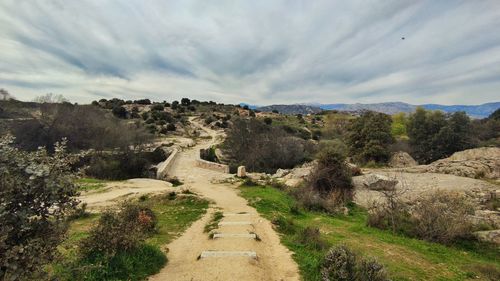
xmin=321 ymin=245 xmax=389 ymax=281
xmin=368 ymin=187 xmax=476 ymax=244
xmin=223 ymin=118 xmax=315 ymax=173
xmin=79 ymin=203 xmax=157 ymax=258
xmin=296 ymin=227 xmax=328 ymax=251
xmin=367 ymin=177 xmax=411 ymax=234
xmin=306 ymin=148 xmax=353 ymax=206
xmin=411 ymin=190 xmax=475 ymax=244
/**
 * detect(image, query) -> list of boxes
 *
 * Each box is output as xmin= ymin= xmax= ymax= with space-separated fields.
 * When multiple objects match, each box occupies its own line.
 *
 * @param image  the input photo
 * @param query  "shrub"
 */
xmin=297 ymin=227 xmax=328 ymax=250
xmin=166 ymin=123 xmax=176 ymax=131
xmin=80 ymin=203 xmax=157 ymax=258
xmin=321 ymin=245 xmax=357 ymax=281
xmin=11 ymin=104 xmax=150 ymax=152
xmin=112 ymin=106 xmax=127 ymax=118
xmin=307 ymin=148 xmax=353 ymax=206
xmin=150 ymin=104 xmax=164 ymax=111
xmin=271 ymin=215 xmax=297 ymax=235
xmin=0 ymin=136 xmax=78 ymax=280
xmin=321 ymin=245 xmax=389 ymax=281
xmin=356 ymin=258 xmax=390 ymax=281
xmin=410 ymin=191 xmax=474 ymax=244
xmin=264 ymin=117 xmax=272 ymax=125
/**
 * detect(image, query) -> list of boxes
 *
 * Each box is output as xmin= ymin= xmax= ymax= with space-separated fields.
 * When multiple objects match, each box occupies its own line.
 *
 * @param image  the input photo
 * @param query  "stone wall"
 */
xmin=195 ymin=158 xmax=230 ymax=173
xmin=156 ymin=148 xmax=179 ymax=180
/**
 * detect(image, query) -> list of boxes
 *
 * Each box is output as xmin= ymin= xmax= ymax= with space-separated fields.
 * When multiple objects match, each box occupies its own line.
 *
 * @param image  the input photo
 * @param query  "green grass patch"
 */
xmin=55 ymin=244 xmax=166 ymax=281
xmin=53 ymin=193 xmax=209 ymax=280
xmin=239 ymin=184 xmax=500 ymax=281
xmin=204 ymin=211 xmax=224 ymax=233
xmin=75 ymin=178 xmax=109 ymax=192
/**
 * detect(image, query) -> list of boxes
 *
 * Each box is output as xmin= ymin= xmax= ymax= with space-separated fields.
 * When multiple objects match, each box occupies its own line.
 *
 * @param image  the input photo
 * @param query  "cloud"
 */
xmin=1 ymin=0 xmax=500 ymax=105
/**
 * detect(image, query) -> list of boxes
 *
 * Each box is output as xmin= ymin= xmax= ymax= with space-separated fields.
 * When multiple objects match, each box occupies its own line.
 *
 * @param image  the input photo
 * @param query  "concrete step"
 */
xmin=218 ymin=221 xmax=252 ymax=226
xmin=199 ymin=251 xmax=257 ymax=259
xmin=213 ymin=233 xmax=257 ymax=239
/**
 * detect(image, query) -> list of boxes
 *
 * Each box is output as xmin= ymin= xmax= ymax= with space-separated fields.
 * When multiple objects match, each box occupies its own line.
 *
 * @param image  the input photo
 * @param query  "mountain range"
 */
xmin=256 ymin=102 xmax=500 ymax=118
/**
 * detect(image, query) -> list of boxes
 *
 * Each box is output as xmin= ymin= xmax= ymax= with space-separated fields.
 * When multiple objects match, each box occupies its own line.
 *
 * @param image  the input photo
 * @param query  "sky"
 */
xmin=1 ymin=0 xmax=500 ymax=105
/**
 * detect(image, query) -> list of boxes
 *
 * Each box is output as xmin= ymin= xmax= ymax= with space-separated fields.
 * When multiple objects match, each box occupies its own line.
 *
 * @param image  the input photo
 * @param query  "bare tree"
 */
xmin=33 ymin=93 xmax=68 ymax=103
xmin=0 ymin=88 xmax=13 ymax=100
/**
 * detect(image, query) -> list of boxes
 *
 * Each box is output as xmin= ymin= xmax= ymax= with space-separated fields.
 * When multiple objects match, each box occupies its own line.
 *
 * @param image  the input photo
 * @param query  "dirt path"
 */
xmin=149 ymin=121 xmax=300 ymax=281
xmin=79 ymin=178 xmax=174 ymax=210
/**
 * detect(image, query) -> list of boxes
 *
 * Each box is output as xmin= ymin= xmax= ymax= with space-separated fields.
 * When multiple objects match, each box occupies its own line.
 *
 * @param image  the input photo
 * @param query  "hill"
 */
xmin=258 ymin=102 xmax=499 ymax=118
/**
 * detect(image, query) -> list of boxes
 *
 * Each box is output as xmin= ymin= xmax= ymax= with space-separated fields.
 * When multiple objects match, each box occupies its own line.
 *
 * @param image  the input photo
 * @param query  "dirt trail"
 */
xmin=149 ymin=121 xmax=300 ymax=281
xmin=79 ymin=178 xmax=174 ymax=210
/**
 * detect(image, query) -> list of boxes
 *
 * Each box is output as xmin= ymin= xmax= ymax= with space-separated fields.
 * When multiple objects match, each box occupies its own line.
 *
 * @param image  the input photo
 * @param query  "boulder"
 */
xmin=361 ymin=174 xmax=399 ymax=191
xmin=474 ymin=229 xmax=500 ymax=245
xmin=237 ymin=166 xmax=246 ymax=178
xmin=389 ymin=151 xmax=417 ymax=168
xmin=273 ymin=168 xmax=290 ymax=178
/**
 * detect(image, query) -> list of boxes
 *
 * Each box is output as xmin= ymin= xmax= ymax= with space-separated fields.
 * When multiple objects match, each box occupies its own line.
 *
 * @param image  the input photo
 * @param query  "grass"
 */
xmin=52 ymin=193 xmax=209 ymax=280
xmin=239 ymin=184 xmax=500 ymax=281
xmin=204 ymin=211 xmax=224 ymax=233
xmin=75 ymin=177 xmax=109 ymax=192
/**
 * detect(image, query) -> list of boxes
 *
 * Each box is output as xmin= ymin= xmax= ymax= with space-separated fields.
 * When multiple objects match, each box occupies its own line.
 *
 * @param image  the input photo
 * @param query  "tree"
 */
xmin=112 ymin=106 xmax=127 ymax=118
xmin=171 ymin=101 xmax=179 ymax=110
xmin=0 ymin=88 xmax=13 ymax=101
xmin=0 ymin=135 xmax=78 ymax=280
xmin=33 ymin=93 xmax=68 ymax=103
xmin=181 ymin=98 xmax=191 ymax=106
xmin=223 ymin=119 xmax=314 ymax=173
xmin=347 ymin=111 xmax=394 ymax=164
xmin=407 ymin=108 xmax=474 ymax=163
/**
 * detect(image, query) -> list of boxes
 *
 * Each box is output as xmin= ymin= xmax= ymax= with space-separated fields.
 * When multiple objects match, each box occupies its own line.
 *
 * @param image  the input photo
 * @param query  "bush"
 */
xmin=321 ymin=245 xmax=389 ymax=281
xmin=85 ymin=149 xmax=165 ymax=180
xmin=307 ymin=148 xmax=353 ymax=206
xmin=112 ymin=106 xmax=127 ymax=118
xmin=166 ymin=123 xmax=176 ymax=131
xmin=321 ymin=245 xmax=357 ymax=281
xmin=297 ymin=227 xmax=328 ymax=250
xmin=80 ymin=203 xmax=157 ymax=258
xmin=223 ymin=119 xmax=315 ymax=173
xmin=264 ymin=117 xmax=272 ymax=125
xmin=368 ymin=189 xmax=475 ymax=244
xmin=151 ymin=104 xmax=164 ymax=111
xmin=411 ymin=191 xmax=474 ymax=244
xmin=0 ymin=136 xmax=78 ymax=280
xmin=11 ymin=104 xmax=151 ymax=152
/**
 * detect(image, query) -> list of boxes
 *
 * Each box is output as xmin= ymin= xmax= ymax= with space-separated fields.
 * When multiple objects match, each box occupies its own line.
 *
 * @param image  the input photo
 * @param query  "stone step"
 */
xmin=199 ymin=251 xmax=257 ymax=259
xmin=218 ymin=221 xmax=252 ymax=226
xmin=213 ymin=233 xmax=257 ymax=239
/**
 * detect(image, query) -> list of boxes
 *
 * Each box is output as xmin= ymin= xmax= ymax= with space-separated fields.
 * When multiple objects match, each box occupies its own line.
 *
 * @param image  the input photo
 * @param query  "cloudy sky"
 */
xmin=1 ymin=0 xmax=500 ymax=105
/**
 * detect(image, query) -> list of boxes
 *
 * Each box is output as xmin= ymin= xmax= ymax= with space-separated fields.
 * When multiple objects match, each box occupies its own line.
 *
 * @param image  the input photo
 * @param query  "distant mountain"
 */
xmin=257 ymin=104 xmax=322 ymax=115
xmin=420 ymin=103 xmax=500 ymax=118
xmin=257 ymin=102 xmax=499 ymax=118
xmin=319 ymin=102 xmax=416 ymax=115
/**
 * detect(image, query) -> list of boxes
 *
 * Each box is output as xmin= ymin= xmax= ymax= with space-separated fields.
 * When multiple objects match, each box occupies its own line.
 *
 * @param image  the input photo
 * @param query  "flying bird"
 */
xmin=401 ymin=37 xmax=405 ymax=40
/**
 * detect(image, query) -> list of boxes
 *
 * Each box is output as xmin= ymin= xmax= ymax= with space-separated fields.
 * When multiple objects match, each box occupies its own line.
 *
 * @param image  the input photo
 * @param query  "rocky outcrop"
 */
xmin=389 ymin=151 xmax=417 ymax=168
xmin=406 ymin=147 xmax=500 ymax=179
xmin=358 ymin=174 xmax=398 ymax=191
xmin=474 ymin=229 xmax=500 ymax=245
